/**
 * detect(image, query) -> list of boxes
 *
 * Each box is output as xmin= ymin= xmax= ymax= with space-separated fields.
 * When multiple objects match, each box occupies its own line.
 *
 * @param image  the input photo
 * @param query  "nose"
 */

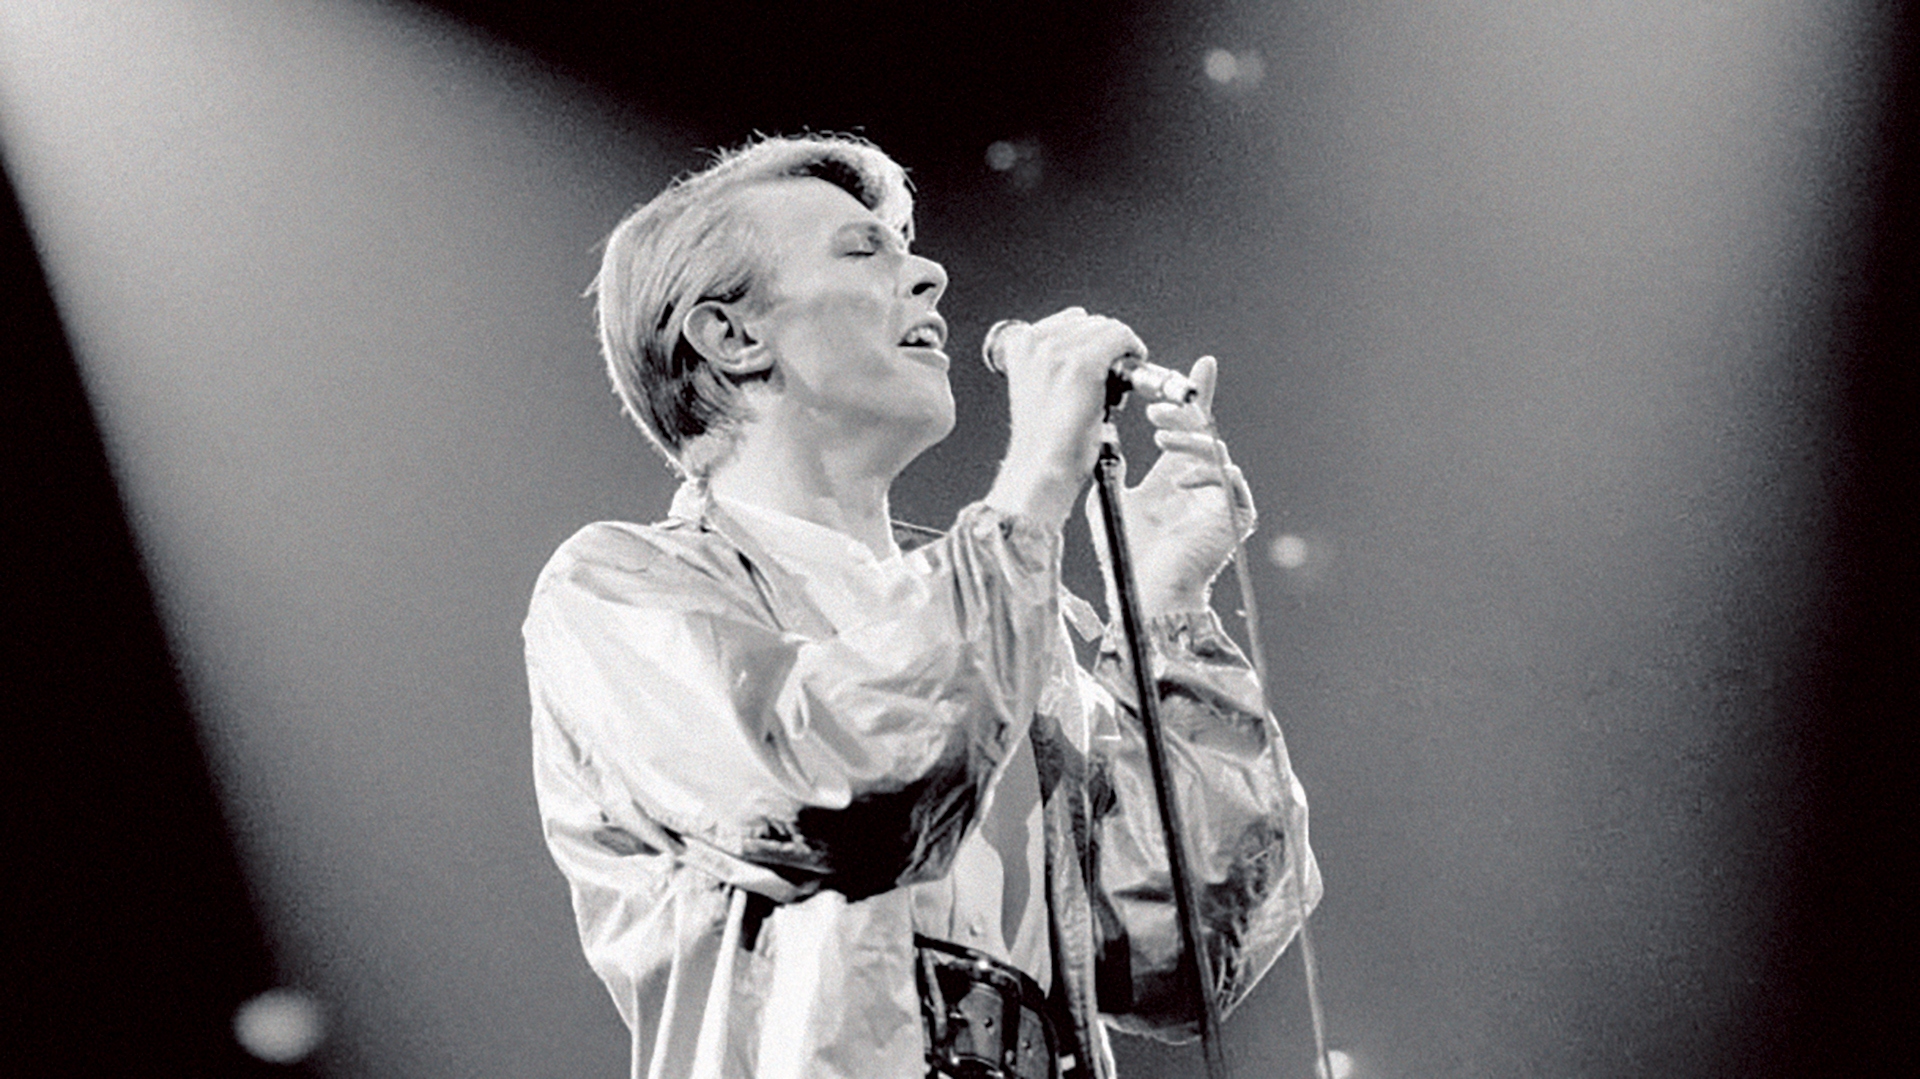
xmin=905 ymin=254 xmax=948 ymax=305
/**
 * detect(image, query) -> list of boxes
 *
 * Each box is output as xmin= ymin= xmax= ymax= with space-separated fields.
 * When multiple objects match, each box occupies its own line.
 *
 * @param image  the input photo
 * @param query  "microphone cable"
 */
xmin=1198 ymin=405 xmax=1337 ymax=1079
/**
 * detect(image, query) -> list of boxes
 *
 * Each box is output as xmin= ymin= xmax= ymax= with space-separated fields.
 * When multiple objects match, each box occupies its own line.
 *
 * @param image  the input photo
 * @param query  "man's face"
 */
xmin=735 ymin=178 xmax=954 ymax=456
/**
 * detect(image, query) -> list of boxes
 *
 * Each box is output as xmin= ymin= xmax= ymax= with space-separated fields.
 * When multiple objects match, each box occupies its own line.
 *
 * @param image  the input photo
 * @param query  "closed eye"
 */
xmin=837 ymin=223 xmax=902 ymax=259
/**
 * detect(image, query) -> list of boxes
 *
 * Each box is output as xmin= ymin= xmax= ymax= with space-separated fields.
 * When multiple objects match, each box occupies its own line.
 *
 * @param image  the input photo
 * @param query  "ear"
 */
xmin=682 ymin=300 xmax=772 ymax=379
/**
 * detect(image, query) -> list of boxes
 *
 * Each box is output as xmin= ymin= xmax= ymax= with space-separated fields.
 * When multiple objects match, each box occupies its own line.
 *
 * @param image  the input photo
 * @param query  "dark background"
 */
xmin=6 ymin=1 xmax=1915 ymax=1076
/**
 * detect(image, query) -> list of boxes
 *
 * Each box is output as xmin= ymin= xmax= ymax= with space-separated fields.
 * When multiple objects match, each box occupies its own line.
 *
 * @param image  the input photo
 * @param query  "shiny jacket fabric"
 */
xmin=525 ymin=483 xmax=1320 ymax=1079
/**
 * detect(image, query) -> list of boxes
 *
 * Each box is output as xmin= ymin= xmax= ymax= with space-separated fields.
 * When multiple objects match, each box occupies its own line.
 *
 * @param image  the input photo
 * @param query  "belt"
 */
xmin=915 ymin=934 xmax=1061 ymax=1079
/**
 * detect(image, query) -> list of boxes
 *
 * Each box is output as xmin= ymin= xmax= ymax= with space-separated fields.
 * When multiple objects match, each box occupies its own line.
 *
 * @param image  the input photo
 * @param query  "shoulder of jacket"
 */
xmin=533 ymin=518 xmax=736 ymax=594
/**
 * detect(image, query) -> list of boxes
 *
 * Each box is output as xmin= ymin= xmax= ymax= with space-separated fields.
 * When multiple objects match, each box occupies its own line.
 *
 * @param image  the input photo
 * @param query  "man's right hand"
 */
xmin=984 ymin=307 xmax=1148 ymax=531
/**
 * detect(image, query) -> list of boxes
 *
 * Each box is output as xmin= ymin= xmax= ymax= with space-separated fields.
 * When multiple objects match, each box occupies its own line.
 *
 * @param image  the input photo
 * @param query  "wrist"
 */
xmin=986 ymin=449 xmax=1089 ymax=531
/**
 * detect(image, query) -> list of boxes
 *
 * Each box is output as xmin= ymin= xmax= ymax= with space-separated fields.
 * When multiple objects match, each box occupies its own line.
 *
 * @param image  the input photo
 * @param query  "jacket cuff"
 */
xmin=1142 ymin=608 xmax=1232 ymax=655
xmin=1101 ymin=607 xmax=1237 ymax=667
xmin=1094 ymin=605 xmax=1268 ymax=723
xmin=958 ymin=501 xmax=1063 ymax=577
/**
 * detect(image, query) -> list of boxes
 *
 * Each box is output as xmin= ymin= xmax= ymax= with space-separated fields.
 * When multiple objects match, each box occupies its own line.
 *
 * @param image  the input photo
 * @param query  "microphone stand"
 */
xmin=1089 ymin=377 xmax=1230 ymax=1079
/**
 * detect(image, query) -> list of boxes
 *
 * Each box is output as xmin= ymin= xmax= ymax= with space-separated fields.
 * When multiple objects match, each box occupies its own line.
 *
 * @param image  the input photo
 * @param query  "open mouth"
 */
xmin=898 ymin=317 xmax=947 ymax=351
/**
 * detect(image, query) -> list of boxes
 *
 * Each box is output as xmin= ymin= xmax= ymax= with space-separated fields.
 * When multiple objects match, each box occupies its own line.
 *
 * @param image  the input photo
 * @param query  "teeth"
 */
xmin=903 ymin=326 xmax=940 ymax=348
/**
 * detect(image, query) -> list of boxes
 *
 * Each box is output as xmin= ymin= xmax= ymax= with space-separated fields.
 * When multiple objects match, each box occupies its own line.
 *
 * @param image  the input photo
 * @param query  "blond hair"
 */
xmin=590 ymin=134 xmax=914 ymax=476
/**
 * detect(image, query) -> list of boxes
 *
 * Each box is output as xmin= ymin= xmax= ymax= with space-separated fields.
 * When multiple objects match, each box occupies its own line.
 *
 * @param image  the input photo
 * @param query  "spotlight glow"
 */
xmin=984 ymin=138 xmax=1043 ymax=189
xmin=233 ymin=988 xmax=327 ymax=1065
xmin=1203 ymin=47 xmax=1265 ymax=89
xmin=1270 ymin=533 xmax=1309 ymax=569
xmin=1204 ymin=47 xmax=1238 ymax=83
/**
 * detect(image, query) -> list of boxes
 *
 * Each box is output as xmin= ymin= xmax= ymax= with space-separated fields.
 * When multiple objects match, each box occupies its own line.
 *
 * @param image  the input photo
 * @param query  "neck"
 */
xmin=706 ymin=417 xmax=906 ymax=560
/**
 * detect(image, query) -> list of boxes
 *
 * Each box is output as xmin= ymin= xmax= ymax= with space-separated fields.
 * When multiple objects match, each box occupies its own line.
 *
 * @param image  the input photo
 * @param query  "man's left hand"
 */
xmin=1086 ymin=355 xmax=1257 ymax=618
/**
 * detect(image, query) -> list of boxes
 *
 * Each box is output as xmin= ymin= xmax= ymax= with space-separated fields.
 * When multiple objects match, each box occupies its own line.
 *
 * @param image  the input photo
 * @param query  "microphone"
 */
xmin=982 ymin=319 xmax=1198 ymax=404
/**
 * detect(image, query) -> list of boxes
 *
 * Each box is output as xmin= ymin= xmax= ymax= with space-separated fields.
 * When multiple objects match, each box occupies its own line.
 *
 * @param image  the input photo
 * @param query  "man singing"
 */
xmin=524 ymin=134 xmax=1320 ymax=1079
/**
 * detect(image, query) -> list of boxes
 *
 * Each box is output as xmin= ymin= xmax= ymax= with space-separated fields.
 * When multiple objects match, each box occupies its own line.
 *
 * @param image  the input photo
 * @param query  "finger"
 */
xmin=1169 ymin=456 xmax=1253 ymax=513
xmin=1152 ymin=429 xmax=1236 ymax=468
xmin=1152 ymin=442 xmax=1236 ymax=494
xmin=1153 ymin=429 xmax=1220 ymax=456
xmin=1084 ymin=318 xmax=1151 ymax=390
xmin=1189 ymin=355 xmax=1219 ymax=416
xmin=1032 ymin=305 xmax=1089 ymax=331
xmin=1177 ymin=461 xmax=1246 ymax=495
xmin=1042 ymin=309 xmax=1140 ymax=352
xmin=1172 ymin=462 xmax=1243 ymax=495
xmin=1103 ymin=318 xmax=1149 ymax=369
xmin=1144 ymin=398 xmax=1206 ymax=431
xmin=1144 ymin=386 xmax=1211 ymax=431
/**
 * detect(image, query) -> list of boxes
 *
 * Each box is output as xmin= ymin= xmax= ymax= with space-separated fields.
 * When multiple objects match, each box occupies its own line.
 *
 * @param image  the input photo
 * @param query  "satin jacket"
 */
xmin=525 ymin=482 xmax=1320 ymax=1079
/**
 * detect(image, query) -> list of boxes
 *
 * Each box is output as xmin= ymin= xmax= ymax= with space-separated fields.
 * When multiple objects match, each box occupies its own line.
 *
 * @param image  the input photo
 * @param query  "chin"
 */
xmin=899 ymin=401 xmax=956 ymax=458
xmin=926 ymin=396 xmax=957 ymax=443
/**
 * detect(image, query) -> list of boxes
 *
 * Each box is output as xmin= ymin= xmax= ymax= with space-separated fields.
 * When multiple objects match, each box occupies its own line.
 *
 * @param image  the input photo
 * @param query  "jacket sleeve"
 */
xmin=525 ymin=502 xmax=1060 ymax=903
xmin=1083 ymin=608 xmax=1322 ymax=1042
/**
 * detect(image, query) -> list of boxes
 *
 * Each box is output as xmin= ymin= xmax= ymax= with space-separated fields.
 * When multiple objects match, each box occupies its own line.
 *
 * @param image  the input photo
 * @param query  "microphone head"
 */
xmin=981 ymin=319 xmax=1028 ymax=373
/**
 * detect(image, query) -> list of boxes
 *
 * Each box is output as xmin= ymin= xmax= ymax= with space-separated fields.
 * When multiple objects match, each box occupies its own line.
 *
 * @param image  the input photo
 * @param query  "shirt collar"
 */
xmin=712 ymin=492 xmax=902 ymax=572
xmin=672 ymin=479 xmax=942 ymax=555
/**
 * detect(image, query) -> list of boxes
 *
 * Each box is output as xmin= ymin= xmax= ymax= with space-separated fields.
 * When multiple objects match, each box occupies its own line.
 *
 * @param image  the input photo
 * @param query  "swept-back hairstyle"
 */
xmin=591 ymin=134 xmax=914 ymax=477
